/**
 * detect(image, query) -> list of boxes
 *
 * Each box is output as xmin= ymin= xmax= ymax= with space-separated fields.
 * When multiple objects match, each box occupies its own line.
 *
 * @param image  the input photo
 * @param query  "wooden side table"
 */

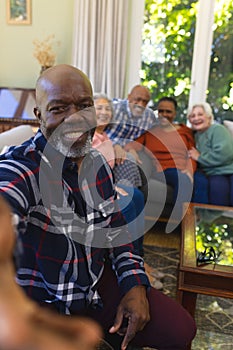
xmin=177 ymin=203 xmax=233 ymax=349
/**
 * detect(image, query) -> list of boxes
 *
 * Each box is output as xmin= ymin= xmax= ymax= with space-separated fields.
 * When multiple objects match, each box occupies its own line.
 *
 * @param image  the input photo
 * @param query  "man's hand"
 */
xmin=0 ymin=196 xmax=15 ymax=262
xmin=128 ymin=149 xmax=142 ymax=165
xmin=0 ymin=196 xmax=102 ymax=350
xmin=109 ymin=285 xmax=150 ymax=350
xmin=181 ymin=169 xmax=193 ymax=183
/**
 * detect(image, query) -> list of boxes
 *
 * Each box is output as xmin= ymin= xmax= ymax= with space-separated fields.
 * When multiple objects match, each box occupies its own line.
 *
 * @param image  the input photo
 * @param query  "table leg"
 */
xmin=177 ymin=290 xmax=197 ymax=317
xmin=177 ymin=290 xmax=197 ymax=350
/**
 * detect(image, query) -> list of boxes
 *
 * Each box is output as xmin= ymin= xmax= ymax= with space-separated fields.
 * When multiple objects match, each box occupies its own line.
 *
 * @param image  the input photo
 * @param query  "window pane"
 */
xmin=208 ymin=0 xmax=233 ymax=122
xmin=141 ymin=0 xmax=198 ymax=121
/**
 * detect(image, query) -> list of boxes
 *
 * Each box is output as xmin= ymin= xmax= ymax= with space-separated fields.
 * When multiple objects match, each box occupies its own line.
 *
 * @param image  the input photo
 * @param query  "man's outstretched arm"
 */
xmin=0 ymin=196 xmax=102 ymax=350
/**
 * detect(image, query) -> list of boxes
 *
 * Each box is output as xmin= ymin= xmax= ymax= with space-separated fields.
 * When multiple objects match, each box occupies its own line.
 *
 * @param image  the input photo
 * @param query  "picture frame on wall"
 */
xmin=6 ymin=0 xmax=31 ymax=25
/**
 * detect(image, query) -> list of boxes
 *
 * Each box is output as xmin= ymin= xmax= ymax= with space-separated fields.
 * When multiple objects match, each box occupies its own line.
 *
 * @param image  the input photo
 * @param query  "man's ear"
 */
xmin=34 ymin=107 xmax=41 ymax=122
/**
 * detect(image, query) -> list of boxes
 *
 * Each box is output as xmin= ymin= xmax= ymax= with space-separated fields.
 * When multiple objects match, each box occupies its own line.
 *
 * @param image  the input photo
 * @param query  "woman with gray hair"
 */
xmin=93 ymin=93 xmax=142 ymax=188
xmin=188 ymin=102 xmax=233 ymax=205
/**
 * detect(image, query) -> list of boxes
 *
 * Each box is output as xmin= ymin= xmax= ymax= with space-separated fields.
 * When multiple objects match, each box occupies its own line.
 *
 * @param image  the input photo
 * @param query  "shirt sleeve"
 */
xmin=0 ymin=159 xmax=30 ymax=216
xmin=182 ymin=125 xmax=197 ymax=173
xmin=125 ymin=133 xmax=145 ymax=152
xmin=198 ymin=125 xmax=233 ymax=167
xmin=0 ymin=161 xmax=29 ymax=269
xmin=109 ymin=242 xmax=150 ymax=296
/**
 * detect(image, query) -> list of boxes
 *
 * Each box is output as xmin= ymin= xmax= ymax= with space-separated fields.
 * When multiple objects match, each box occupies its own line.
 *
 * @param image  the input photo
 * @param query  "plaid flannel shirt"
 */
xmin=105 ymin=99 xmax=157 ymax=146
xmin=0 ymin=130 xmax=149 ymax=314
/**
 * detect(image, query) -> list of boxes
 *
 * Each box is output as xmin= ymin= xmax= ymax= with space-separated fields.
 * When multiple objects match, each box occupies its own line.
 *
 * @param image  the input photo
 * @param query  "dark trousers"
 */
xmin=192 ymin=171 xmax=209 ymax=204
xmin=209 ymin=174 xmax=233 ymax=206
xmin=117 ymin=185 xmax=145 ymax=256
xmin=84 ymin=264 xmax=196 ymax=350
xmin=152 ymin=168 xmax=193 ymax=222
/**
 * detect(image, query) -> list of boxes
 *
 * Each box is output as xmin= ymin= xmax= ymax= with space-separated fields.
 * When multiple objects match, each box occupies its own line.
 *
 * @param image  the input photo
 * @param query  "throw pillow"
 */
xmin=223 ymin=120 xmax=233 ymax=137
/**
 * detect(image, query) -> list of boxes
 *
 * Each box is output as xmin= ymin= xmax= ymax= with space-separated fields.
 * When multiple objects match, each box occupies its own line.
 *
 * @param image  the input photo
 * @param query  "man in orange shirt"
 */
xmin=126 ymin=96 xmax=196 ymax=221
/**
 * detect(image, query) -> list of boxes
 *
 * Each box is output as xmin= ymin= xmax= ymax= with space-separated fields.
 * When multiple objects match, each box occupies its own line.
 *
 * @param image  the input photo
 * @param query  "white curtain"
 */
xmin=72 ymin=0 xmax=145 ymax=98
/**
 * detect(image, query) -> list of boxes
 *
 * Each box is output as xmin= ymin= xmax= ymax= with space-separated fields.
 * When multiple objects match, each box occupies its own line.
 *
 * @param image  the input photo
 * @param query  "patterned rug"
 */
xmin=143 ymin=245 xmax=233 ymax=350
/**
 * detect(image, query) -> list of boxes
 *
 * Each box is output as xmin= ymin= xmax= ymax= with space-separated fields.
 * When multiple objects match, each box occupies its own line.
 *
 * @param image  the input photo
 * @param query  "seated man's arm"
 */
xmin=109 ymin=241 xmax=150 ymax=350
xmin=124 ymin=134 xmax=146 ymax=165
xmin=108 ymin=206 xmax=150 ymax=349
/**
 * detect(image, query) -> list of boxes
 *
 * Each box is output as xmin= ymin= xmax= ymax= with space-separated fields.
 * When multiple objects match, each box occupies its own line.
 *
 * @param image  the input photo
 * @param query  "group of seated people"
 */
xmin=105 ymin=87 xmax=233 ymax=206
xmin=100 ymin=87 xmax=233 ymax=211
xmin=90 ymin=86 xmax=233 ymax=291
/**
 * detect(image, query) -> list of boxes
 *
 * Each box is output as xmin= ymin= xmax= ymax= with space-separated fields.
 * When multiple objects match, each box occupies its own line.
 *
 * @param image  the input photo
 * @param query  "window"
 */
xmin=208 ymin=0 xmax=233 ymax=122
xmin=141 ymin=0 xmax=233 ymax=122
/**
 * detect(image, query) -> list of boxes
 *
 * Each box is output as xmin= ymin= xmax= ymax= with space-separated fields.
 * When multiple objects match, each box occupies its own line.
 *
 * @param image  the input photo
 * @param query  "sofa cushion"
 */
xmin=137 ymin=150 xmax=153 ymax=179
xmin=0 ymin=125 xmax=35 ymax=153
xmin=223 ymin=120 xmax=233 ymax=137
xmin=147 ymin=178 xmax=173 ymax=204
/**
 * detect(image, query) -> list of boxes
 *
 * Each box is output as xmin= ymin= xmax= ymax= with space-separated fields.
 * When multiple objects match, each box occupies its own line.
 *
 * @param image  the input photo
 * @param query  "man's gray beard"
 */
xmin=41 ymin=124 xmax=92 ymax=158
xmin=54 ymin=133 xmax=92 ymax=158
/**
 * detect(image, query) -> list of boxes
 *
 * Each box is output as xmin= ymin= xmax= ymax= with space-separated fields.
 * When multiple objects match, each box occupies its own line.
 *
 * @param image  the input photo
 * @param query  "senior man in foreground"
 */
xmin=0 ymin=64 xmax=196 ymax=350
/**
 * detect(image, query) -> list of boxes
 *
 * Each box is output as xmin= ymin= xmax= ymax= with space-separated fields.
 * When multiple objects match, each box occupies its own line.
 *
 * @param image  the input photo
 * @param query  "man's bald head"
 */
xmin=35 ymin=64 xmax=93 ymax=106
xmin=129 ymin=85 xmax=151 ymax=99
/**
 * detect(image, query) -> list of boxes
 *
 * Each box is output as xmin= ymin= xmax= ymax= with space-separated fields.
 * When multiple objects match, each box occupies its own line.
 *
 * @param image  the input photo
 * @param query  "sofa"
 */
xmin=223 ymin=120 xmax=233 ymax=137
xmin=0 ymin=125 xmax=35 ymax=153
xmin=137 ymin=150 xmax=175 ymax=233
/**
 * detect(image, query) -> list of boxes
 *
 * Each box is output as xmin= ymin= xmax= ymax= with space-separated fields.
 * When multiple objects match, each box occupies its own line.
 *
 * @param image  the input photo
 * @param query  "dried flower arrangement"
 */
xmin=33 ymin=34 xmax=59 ymax=70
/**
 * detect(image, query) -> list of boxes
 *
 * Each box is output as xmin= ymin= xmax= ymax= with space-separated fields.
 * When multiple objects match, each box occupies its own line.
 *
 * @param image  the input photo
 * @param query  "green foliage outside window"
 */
xmin=196 ymin=221 xmax=233 ymax=267
xmin=141 ymin=0 xmax=233 ymax=122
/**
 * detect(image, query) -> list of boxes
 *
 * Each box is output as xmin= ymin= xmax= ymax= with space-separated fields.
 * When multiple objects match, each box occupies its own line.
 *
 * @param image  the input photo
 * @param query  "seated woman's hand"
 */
xmin=115 ymin=186 xmax=129 ymax=198
xmin=114 ymin=144 xmax=127 ymax=165
xmin=188 ymin=147 xmax=200 ymax=161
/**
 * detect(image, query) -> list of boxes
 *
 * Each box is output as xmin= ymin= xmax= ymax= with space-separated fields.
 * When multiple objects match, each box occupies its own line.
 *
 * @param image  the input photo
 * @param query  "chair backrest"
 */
xmin=223 ymin=120 xmax=233 ymax=137
xmin=0 ymin=125 xmax=35 ymax=153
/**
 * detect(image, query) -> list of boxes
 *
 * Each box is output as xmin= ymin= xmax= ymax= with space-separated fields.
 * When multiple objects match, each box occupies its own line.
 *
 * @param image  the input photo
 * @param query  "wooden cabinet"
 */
xmin=0 ymin=87 xmax=39 ymax=132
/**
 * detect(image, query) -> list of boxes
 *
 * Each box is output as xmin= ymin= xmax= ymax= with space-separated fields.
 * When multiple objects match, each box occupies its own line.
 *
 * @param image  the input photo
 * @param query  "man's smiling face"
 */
xmin=128 ymin=86 xmax=150 ymax=118
xmin=188 ymin=106 xmax=211 ymax=132
xmin=34 ymin=65 xmax=97 ymax=159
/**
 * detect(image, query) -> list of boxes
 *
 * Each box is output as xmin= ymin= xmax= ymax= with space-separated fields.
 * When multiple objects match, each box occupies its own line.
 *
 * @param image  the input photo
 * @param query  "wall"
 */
xmin=0 ymin=0 xmax=74 ymax=88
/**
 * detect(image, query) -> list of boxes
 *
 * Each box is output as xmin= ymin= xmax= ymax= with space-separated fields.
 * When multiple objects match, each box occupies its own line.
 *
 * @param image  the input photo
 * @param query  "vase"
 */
xmin=40 ymin=66 xmax=52 ymax=75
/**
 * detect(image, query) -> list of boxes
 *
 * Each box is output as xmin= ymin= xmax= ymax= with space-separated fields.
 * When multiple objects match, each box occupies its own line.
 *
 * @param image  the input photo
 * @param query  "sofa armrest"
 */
xmin=137 ymin=150 xmax=153 ymax=199
xmin=137 ymin=150 xmax=153 ymax=179
xmin=0 ymin=125 xmax=35 ymax=153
